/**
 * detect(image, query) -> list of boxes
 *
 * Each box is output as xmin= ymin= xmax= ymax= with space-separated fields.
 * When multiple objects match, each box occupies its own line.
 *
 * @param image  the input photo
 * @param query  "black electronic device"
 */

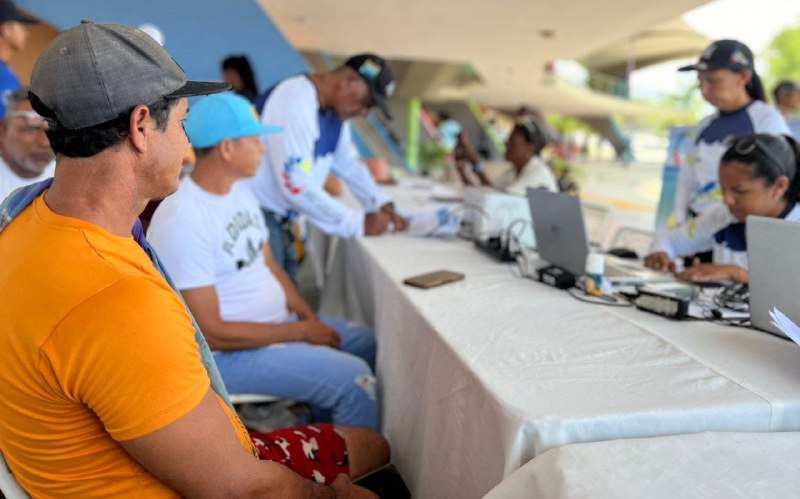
xmin=632 ymin=282 xmax=697 ymax=320
xmin=537 ymin=264 xmax=576 ymax=289
xmin=474 ymin=236 xmax=516 ymax=262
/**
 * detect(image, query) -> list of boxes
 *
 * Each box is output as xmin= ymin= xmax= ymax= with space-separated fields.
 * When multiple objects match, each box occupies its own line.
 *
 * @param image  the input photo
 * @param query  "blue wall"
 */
xmin=16 ymin=0 xmax=308 ymax=92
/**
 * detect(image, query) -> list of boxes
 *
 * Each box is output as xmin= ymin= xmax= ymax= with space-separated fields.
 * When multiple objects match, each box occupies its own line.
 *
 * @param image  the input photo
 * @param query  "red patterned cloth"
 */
xmin=250 ymin=424 xmax=349 ymax=484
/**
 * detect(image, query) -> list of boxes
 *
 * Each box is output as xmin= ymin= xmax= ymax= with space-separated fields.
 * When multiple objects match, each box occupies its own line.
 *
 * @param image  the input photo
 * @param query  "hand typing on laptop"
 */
xmin=676 ymin=259 xmax=749 ymax=284
xmin=644 ymin=252 xmax=676 ymax=273
xmin=644 ymin=254 xmax=748 ymax=283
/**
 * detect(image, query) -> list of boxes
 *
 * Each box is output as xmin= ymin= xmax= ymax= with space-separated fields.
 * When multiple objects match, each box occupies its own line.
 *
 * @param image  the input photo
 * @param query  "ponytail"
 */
xmin=745 ymin=71 xmax=767 ymax=102
xmin=785 ymin=135 xmax=800 ymax=203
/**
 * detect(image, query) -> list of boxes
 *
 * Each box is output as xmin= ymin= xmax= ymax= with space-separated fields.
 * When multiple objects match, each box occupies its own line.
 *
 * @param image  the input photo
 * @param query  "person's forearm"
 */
xmin=476 ymin=170 xmax=492 ymax=187
xmin=202 ymin=320 xmax=308 ymax=351
xmin=455 ymin=161 xmax=474 ymax=186
xmin=238 ymin=460 xmax=338 ymax=499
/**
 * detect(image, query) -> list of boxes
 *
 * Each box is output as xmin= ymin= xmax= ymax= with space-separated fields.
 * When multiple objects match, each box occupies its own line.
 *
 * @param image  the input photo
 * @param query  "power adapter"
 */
xmin=537 ymin=264 xmax=576 ymax=289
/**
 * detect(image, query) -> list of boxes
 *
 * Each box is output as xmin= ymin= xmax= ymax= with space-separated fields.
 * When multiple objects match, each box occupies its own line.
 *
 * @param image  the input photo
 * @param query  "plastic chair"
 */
xmin=0 ymin=448 xmax=29 ymax=499
xmin=607 ymin=226 xmax=654 ymax=260
xmin=228 ymin=393 xmax=281 ymax=405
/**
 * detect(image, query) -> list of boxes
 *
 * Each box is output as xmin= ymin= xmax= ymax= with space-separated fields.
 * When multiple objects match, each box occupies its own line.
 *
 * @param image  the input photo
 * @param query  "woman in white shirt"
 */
xmin=455 ymin=119 xmax=558 ymax=193
xmin=645 ymin=134 xmax=800 ymax=283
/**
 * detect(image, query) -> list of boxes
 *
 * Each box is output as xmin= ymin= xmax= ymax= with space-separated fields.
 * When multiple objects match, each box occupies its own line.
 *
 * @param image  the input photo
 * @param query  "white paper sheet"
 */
xmin=770 ymin=308 xmax=800 ymax=346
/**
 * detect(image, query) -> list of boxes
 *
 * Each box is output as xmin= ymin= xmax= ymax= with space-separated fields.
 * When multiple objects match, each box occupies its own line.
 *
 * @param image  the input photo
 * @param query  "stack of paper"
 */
xmin=770 ymin=308 xmax=800 ymax=347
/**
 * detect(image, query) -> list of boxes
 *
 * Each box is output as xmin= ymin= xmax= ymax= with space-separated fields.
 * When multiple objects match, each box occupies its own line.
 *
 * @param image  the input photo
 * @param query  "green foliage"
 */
xmin=419 ymin=141 xmax=447 ymax=175
xmin=765 ymin=23 xmax=800 ymax=92
xmin=547 ymin=115 xmax=592 ymax=134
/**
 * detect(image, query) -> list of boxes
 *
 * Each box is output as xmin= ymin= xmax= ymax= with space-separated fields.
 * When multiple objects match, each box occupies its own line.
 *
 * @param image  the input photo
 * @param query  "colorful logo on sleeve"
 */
xmin=282 ymin=156 xmax=312 ymax=195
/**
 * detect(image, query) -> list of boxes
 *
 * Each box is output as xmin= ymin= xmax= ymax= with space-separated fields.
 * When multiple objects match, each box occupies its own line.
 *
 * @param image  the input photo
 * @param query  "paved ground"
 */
xmin=574 ymin=159 xmax=664 ymax=233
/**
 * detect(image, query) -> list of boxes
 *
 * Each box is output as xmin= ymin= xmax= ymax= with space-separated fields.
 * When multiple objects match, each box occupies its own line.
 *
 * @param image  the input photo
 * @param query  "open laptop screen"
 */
xmin=526 ymin=188 xmax=590 ymax=276
xmin=747 ymin=215 xmax=800 ymax=338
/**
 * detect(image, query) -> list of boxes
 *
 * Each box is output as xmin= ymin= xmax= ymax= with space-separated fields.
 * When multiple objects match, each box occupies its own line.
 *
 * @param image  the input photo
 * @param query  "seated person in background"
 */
xmin=0 ymin=22 xmax=385 ymax=497
xmin=148 ymin=93 xmax=380 ymax=431
xmin=454 ymin=118 xmax=558 ymax=194
xmin=773 ymin=80 xmax=800 ymax=118
xmin=645 ymin=134 xmax=800 ymax=283
xmin=0 ymin=86 xmax=54 ymax=199
xmin=221 ymin=54 xmax=259 ymax=103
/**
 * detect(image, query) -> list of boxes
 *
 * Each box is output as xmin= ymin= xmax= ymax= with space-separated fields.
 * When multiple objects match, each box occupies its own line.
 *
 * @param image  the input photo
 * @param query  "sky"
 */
xmin=629 ymin=0 xmax=800 ymax=96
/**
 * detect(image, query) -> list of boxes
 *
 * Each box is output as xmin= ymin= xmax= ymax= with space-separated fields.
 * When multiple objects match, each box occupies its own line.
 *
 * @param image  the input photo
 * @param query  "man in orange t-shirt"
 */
xmin=0 ymin=21 xmax=385 ymax=498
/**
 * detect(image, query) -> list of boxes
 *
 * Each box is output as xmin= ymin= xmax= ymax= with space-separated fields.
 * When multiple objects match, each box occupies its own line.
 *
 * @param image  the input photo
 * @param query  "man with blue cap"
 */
xmin=148 ymin=90 xmax=384 ymax=463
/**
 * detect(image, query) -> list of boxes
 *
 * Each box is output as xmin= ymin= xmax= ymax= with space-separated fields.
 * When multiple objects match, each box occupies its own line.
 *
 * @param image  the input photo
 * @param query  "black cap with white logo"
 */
xmin=678 ymin=39 xmax=754 ymax=73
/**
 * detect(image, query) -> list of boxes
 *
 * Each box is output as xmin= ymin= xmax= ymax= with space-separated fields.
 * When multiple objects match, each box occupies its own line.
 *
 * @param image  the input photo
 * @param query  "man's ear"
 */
xmin=218 ymin=138 xmax=234 ymax=162
xmin=128 ymin=104 xmax=152 ymax=153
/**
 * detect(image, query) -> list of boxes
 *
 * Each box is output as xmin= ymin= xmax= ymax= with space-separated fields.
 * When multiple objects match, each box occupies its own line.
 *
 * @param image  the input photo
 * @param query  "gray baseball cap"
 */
xmin=30 ymin=20 xmax=230 ymax=130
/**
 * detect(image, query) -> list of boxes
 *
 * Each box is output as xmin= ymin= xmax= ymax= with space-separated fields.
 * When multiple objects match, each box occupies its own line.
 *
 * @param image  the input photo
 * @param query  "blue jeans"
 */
xmin=263 ymin=209 xmax=299 ymax=285
xmin=214 ymin=315 xmax=378 ymax=429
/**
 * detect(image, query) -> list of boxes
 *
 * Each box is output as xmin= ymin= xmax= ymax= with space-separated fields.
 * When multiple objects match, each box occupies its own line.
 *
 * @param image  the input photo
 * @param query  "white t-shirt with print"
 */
xmin=148 ymin=177 xmax=289 ymax=324
xmin=0 ymin=158 xmax=55 ymax=201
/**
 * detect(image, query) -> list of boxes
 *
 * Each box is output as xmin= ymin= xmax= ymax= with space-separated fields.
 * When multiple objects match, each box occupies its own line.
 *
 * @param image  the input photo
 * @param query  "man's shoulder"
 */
xmin=747 ymin=100 xmax=790 ymax=131
xmin=150 ymin=179 xmax=210 ymax=229
xmin=264 ymin=76 xmax=316 ymax=114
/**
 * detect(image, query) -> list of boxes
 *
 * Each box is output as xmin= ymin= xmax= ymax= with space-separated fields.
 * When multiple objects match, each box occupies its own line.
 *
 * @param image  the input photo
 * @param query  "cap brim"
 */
xmin=372 ymin=94 xmax=392 ymax=120
xmin=3 ymin=10 xmax=39 ymax=24
xmin=167 ymin=81 xmax=231 ymax=98
xmin=257 ymin=124 xmax=283 ymax=135
xmin=678 ymin=61 xmax=710 ymax=72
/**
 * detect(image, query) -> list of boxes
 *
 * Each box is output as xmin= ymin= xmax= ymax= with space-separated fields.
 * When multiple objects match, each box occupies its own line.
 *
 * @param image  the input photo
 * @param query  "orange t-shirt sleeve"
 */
xmin=40 ymin=276 xmax=211 ymax=441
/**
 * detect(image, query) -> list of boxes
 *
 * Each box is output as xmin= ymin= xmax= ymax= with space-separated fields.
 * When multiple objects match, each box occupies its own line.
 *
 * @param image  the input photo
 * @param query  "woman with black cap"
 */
xmin=673 ymin=40 xmax=789 ymax=235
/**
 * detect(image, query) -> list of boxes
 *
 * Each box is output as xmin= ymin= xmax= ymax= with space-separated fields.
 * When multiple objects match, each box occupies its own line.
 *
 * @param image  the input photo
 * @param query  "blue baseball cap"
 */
xmin=184 ymin=92 xmax=282 ymax=148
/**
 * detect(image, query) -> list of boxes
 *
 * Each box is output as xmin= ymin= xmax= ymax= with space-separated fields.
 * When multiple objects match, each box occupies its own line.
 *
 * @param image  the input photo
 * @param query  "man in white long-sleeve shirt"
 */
xmin=247 ymin=54 xmax=408 ymax=280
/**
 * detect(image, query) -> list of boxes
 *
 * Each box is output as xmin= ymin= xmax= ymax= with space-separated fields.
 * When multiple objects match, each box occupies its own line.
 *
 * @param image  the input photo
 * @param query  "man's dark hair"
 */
xmin=28 ymin=92 xmax=179 ymax=158
xmin=221 ymin=54 xmax=258 ymax=101
xmin=513 ymin=119 xmax=548 ymax=156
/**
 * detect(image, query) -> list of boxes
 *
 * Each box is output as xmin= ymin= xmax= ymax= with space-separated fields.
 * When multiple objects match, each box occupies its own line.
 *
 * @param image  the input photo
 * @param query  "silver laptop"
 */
xmin=747 ymin=216 xmax=800 ymax=339
xmin=526 ymin=188 xmax=672 ymax=285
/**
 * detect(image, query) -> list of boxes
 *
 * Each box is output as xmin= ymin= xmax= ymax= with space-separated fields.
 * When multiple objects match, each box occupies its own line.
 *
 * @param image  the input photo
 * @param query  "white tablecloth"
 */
xmin=315 ymin=186 xmax=800 ymax=498
xmin=484 ymin=431 xmax=800 ymax=498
